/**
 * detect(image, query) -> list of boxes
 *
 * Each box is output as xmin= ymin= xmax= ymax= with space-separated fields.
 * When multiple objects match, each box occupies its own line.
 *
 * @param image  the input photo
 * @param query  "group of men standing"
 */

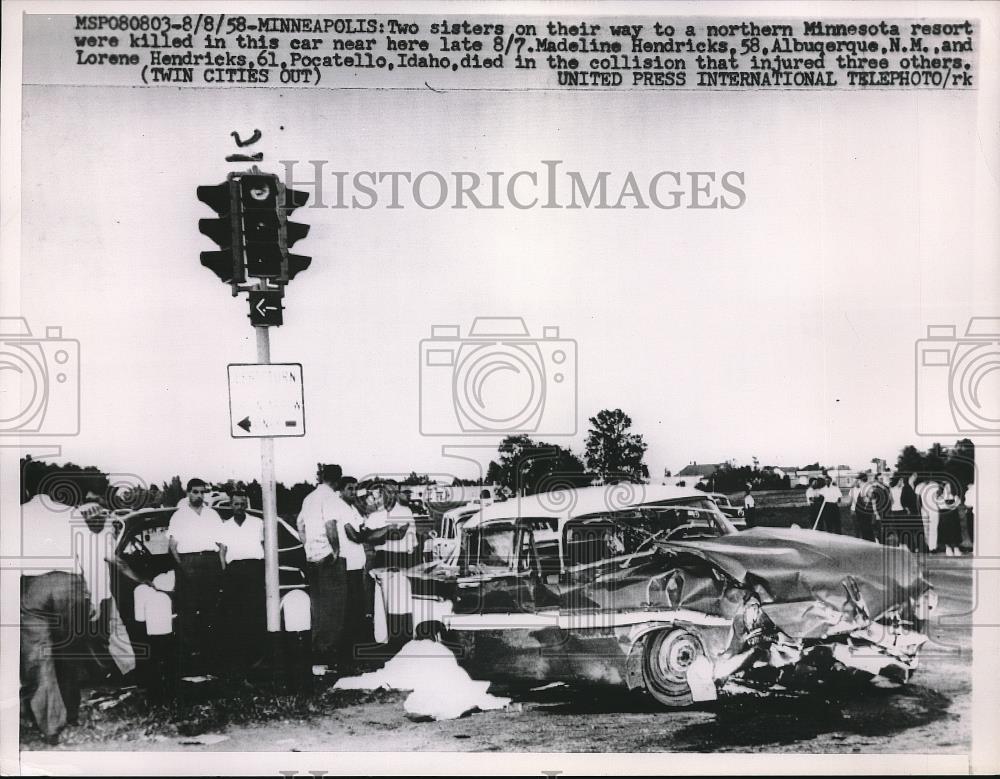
xmin=165 ymin=479 xmax=267 ymax=680
xmin=296 ymin=464 xmax=418 ymax=675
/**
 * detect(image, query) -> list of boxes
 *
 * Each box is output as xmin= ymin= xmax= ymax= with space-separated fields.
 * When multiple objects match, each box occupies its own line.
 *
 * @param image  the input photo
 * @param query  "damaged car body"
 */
xmin=379 ymin=486 xmax=936 ymax=708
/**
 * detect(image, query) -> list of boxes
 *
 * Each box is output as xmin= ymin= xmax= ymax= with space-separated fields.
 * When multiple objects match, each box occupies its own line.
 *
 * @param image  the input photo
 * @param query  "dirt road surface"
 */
xmin=22 ymin=554 xmax=972 ymax=755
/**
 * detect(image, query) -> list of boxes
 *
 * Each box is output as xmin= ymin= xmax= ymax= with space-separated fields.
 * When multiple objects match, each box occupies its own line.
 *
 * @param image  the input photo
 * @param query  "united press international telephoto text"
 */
xmin=63 ymin=16 xmax=979 ymax=89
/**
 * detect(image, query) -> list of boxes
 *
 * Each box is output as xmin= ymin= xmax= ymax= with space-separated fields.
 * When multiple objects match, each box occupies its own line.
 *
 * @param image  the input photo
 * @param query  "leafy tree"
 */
xmin=492 ymin=434 xmax=591 ymax=495
xmin=162 ymin=476 xmax=184 ymax=507
xmin=494 ymin=434 xmax=538 ymax=492
xmin=946 ymin=438 xmax=975 ymax=491
xmin=485 ymin=460 xmax=503 ymax=486
xmin=896 ymin=445 xmax=924 ymax=474
xmin=402 ymin=472 xmax=432 ymax=486
xmin=520 ymin=444 xmax=591 ymax=496
xmin=584 ymin=408 xmax=649 ymax=483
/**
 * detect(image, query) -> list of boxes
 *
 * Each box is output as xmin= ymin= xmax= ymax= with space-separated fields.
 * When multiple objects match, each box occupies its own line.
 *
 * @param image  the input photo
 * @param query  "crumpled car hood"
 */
xmin=662 ymin=527 xmax=931 ymax=639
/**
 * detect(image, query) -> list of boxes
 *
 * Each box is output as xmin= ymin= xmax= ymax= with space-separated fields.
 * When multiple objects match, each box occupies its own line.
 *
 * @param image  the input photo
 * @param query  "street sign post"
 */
xmin=227 ymin=363 xmax=305 ymax=438
xmin=198 ymin=157 xmax=312 ymax=662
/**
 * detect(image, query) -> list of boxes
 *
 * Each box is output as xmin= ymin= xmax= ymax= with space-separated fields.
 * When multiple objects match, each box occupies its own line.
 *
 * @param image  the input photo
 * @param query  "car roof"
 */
xmin=462 ymin=485 xmax=714 ymax=530
xmin=118 ymin=505 xmax=265 ymax=531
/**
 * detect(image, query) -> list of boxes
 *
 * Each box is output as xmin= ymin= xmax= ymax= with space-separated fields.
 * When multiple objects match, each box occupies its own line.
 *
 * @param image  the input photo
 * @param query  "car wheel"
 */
xmin=641 ymin=627 xmax=706 ymax=708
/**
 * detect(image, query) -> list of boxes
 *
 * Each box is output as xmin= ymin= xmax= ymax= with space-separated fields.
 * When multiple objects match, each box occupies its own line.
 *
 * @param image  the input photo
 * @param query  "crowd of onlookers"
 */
xmin=20 ymin=460 xmax=977 ymax=744
xmin=801 ymin=471 xmax=974 ymax=554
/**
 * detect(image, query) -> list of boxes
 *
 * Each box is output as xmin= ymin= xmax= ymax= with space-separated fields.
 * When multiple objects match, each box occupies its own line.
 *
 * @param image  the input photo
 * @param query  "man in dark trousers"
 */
xmin=297 ymin=464 xmax=345 ymax=672
xmin=333 ymin=476 xmax=370 ymax=673
xmin=852 ymin=473 xmax=877 ymax=542
xmin=167 ymin=478 xmax=226 ymax=676
xmin=220 ymin=492 xmax=265 ymax=681
xmin=20 ymin=485 xmax=91 ymax=745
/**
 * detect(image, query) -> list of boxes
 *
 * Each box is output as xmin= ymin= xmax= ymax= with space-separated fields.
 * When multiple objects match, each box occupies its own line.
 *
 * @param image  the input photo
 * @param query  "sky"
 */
xmin=10 ymin=32 xmax=999 ymax=488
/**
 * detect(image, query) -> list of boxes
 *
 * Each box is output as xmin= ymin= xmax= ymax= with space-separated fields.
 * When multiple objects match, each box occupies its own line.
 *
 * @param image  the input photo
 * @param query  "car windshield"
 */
xmin=564 ymin=497 xmax=734 ymax=568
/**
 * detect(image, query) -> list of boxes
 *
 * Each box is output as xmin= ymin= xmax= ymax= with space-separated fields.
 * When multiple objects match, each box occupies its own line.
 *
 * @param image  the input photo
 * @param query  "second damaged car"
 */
xmin=376 ymin=485 xmax=936 ymax=708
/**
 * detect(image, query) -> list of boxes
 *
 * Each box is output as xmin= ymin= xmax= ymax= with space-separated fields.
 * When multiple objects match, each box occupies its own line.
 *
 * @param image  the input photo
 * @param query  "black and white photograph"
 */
xmin=1 ymin=1 xmax=998 ymax=774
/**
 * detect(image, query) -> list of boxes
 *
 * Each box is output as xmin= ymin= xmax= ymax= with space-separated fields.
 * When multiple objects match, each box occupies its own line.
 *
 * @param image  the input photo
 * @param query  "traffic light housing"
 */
xmin=240 ymin=174 xmax=283 ymax=279
xmin=197 ymin=177 xmax=244 ymax=293
xmin=197 ymin=169 xmax=312 ymax=297
xmin=281 ymin=185 xmax=311 ymax=281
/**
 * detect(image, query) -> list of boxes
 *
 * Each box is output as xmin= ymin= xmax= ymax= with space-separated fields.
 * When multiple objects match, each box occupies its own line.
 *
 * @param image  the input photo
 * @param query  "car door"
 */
xmin=454 ymin=522 xmax=535 ymax=614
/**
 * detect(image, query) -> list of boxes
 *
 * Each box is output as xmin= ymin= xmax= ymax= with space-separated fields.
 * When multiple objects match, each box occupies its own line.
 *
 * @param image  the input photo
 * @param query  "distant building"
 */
xmin=676 ymin=463 xmax=722 ymax=479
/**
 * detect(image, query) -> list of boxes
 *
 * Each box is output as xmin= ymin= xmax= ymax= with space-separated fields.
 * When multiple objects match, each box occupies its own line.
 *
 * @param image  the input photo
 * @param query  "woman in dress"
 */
xmin=917 ymin=479 xmax=940 ymax=553
xmin=937 ymin=481 xmax=963 ymax=556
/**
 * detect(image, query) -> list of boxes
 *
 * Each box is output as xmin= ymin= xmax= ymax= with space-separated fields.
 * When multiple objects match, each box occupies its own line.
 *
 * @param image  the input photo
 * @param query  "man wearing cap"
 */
xmin=167 ymin=478 xmax=226 ymax=675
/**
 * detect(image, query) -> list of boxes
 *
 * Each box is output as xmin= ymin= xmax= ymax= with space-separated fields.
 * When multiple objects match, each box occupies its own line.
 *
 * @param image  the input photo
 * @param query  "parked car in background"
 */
xmin=375 ymin=485 xmax=935 ymax=709
xmin=708 ymin=492 xmax=747 ymax=530
xmin=109 ymin=506 xmax=308 ymax=655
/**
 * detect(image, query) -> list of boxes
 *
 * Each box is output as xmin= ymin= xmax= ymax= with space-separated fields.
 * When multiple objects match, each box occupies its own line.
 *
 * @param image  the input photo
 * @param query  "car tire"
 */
xmin=641 ymin=627 xmax=706 ymax=708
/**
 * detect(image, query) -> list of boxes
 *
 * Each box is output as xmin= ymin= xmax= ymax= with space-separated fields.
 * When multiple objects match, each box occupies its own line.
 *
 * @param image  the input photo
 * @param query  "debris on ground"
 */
xmin=179 ymin=733 xmax=229 ymax=745
xmin=83 ymin=687 xmax=137 ymax=710
xmin=334 ymin=640 xmax=511 ymax=720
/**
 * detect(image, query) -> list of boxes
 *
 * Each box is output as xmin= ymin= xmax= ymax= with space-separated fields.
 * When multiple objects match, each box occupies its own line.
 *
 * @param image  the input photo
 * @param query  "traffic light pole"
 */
xmin=255 ymin=316 xmax=282 ymax=634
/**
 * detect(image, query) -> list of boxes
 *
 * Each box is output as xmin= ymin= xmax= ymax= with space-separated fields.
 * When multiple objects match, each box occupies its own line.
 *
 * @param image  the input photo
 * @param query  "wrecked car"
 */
xmin=375 ymin=485 xmax=936 ymax=708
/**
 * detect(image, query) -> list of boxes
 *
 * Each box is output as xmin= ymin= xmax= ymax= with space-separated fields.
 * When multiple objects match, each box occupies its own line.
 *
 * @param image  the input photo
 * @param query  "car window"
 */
xmin=123 ymin=524 xmax=170 ymax=556
xmin=460 ymin=521 xmax=547 ymax=574
xmin=563 ymin=498 xmax=734 ymax=568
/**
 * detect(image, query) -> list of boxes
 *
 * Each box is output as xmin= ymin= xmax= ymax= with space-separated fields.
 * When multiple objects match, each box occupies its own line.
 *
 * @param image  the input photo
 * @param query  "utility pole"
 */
xmin=256 ymin=317 xmax=281 ymax=631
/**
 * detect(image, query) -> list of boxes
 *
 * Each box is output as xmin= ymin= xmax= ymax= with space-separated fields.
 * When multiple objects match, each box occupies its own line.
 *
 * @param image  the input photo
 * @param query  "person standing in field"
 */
xmin=818 ymin=476 xmax=843 ymax=534
xmin=937 ymin=481 xmax=963 ymax=557
xmin=220 ymin=491 xmax=265 ymax=681
xmin=167 ymin=478 xmax=226 ymax=676
xmin=742 ymin=483 xmax=757 ymax=529
xmin=852 ymin=473 xmax=877 ymax=542
xmin=296 ymin=464 xmax=345 ymax=672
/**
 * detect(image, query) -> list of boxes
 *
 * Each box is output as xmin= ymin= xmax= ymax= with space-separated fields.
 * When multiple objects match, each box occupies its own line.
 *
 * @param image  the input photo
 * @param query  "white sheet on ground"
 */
xmin=333 ymin=640 xmax=510 ymax=720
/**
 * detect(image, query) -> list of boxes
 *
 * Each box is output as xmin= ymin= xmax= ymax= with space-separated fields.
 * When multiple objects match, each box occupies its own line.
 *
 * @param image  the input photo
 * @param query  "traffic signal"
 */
xmin=240 ymin=174 xmax=284 ymax=279
xmin=198 ymin=169 xmax=312 ymax=292
xmin=282 ymin=185 xmax=311 ymax=281
xmin=197 ymin=178 xmax=244 ymax=292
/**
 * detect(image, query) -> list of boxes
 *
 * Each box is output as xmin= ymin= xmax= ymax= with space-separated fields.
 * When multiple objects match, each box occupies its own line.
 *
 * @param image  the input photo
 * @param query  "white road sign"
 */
xmin=227 ymin=363 xmax=305 ymax=438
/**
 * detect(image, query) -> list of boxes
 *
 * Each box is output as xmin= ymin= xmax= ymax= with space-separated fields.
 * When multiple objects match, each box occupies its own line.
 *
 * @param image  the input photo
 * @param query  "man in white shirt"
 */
xmin=19 ymin=488 xmax=92 ymax=744
xmin=964 ymin=481 xmax=976 ymax=551
xmin=220 ymin=492 xmax=265 ymax=680
xmin=365 ymin=480 xmax=417 ymax=570
xmin=297 ymin=464 xmax=346 ymax=669
xmin=742 ymin=484 xmax=757 ymax=528
xmin=334 ymin=476 xmax=370 ymax=672
xmin=167 ymin=478 xmax=226 ymax=675
xmin=364 ymin=480 xmax=418 ymax=647
xmin=819 ymin=476 xmax=843 ymax=535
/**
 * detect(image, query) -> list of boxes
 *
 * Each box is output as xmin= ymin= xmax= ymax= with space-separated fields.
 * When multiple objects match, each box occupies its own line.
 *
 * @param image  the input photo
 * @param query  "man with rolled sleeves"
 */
xmin=168 ymin=478 xmax=226 ymax=675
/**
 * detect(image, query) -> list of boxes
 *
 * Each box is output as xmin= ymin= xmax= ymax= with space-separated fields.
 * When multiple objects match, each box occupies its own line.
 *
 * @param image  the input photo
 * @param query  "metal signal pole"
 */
xmin=255 ymin=306 xmax=281 ymax=633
